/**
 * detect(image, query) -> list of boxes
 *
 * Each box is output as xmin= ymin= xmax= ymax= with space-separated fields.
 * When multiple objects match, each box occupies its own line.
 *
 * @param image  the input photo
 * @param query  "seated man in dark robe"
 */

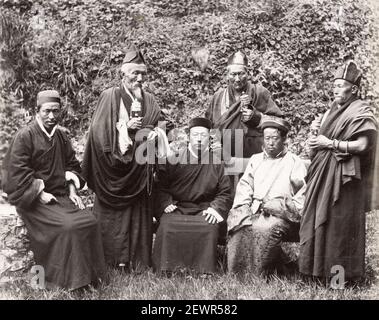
xmin=2 ymin=90 xmax=105 ymax=290
xmin=153 ymin=117 xmax=233 ymax=274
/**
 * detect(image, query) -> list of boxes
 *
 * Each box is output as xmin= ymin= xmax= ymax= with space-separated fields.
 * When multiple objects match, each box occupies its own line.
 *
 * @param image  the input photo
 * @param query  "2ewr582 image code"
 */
xmin=185 ymin=304 xmax=237 ymax=315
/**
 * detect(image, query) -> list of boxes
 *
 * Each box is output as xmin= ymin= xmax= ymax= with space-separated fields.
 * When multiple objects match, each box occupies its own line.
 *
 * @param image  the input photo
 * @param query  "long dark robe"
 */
xmin=1 ymin=121 xmax=105 ymax=290
xmin=153 ymin=148 xmax=232 ymax=273
xmin=82 ymin=85 xmax=163 ymax=267
xmin=205 ymin=81 xmax=283 ymax=158
xmin=299 ymin=97 xmax=378 ymax=279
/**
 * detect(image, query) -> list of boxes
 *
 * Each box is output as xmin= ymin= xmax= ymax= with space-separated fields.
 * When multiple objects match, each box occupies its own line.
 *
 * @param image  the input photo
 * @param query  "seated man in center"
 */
xmin=153 ymin=117 xmax=233 ymax=274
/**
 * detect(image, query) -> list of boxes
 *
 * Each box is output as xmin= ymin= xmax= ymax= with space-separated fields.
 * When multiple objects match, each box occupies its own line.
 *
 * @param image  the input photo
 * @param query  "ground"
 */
xmin=0 ymin=210 xmax=378 ymax=300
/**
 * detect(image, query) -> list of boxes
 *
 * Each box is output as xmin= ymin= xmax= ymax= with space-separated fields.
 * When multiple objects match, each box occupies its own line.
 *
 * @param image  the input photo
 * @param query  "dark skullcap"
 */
xmin=189 ymin=117 xmax=212 ymax=130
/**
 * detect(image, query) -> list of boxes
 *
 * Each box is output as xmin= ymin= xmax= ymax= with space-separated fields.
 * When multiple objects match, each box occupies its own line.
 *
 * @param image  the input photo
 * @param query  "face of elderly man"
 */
xmin=263 ymin=127 xmax=286 ymax=158
xmin=227 ymin=64 xmax=248 ymax=93
xmin=189 ymin=126 xmax=210 ymax=153
xmin=333 ymin=79 xmax=358 ymax=106
xmin=38 ymin=102 xmax=61 ymax=131
xmin=121 ymin=63 xmax=147 ymax=100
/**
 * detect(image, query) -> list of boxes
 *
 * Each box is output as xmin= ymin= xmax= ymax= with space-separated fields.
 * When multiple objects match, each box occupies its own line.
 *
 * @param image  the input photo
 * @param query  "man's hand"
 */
xmin=38 ymin=191 xmax=58 ymax=205
xmin=210 ymin=140 xmax=222 ymax=152
xmin=308 ymin=135 xmax=333 ymax=150
xmin=69 ymin=194 xmax=85 ymax=210
xmin=310 ymin=116 xmax=322 ymax=134
xmin=147 ymin=130 xmax=158 ymax=142
xmin=224 ymin=157 xmax=235 ymax=168
xmin=240 ymin=94 xmax=252 ymax=108
xmin=164 ymin=204 xmax=178 ymax=213
xmin=127 ymin=117 xmax=142 ymax=130
xmin=202 ymin=207 xmax=224 ymax=225
xmin=241 ymin=107 xmax=254 ymax=121
xmin=68 ymin=184 xmax=85 ymax=210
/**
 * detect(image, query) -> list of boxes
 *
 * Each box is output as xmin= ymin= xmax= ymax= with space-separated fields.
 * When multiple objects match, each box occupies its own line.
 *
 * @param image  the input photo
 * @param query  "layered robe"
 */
xmin=299 ymin=97 xmax=378 ymax=279
xmin=205 ymin=81 xmax=283 ymax=158
xmin=2 ymin=121 xmax=105 ymax=290
xmin=82 ymin=84 xmax=167 ymax=268
xmin=227 ymin=150 xmax=307 ymax=275
xmin=153 ymin=148 xmax=232 ymax=273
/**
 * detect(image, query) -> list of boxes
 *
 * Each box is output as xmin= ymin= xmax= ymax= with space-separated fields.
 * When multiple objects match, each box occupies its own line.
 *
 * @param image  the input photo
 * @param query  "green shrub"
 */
xmin=0 ymin=0 xmax=378 ymax=161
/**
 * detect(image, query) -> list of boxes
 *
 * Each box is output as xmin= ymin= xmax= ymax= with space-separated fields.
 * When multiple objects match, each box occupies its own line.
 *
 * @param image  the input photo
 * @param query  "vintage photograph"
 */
xmin=0 ymin=0 xmax=378 ymax=302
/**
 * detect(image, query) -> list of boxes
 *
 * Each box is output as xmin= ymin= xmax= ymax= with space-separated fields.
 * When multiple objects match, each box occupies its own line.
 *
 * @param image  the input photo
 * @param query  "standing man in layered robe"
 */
xmin=299 ymin=61 xmax=378 ymax=283
xmin=82 ymin=46 xmax=171 ymax=270
xmin=227 ymin=117 xmax=307 ymax=275
xmin=1 ymin=90 xmax=105 ymax=290
xmin=205 ymin=50 xmax=283 ymax=159
xmin=153 ymin=117 xmax=232 ymax=274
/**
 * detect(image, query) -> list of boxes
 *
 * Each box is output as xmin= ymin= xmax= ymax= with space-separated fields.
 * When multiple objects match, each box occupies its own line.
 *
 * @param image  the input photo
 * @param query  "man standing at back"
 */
xmin=82 ymin=45 xmax=170 ymax=271
xmin=205 ymin=50 xmax=283 ymax=159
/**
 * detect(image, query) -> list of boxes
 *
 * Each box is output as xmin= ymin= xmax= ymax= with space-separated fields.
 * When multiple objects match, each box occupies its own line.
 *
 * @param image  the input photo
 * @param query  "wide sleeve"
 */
xmin=253 ymin=83 xmax=283 ymax=117
xmin=209 ymin=165 xmax=233 ymax=219
xmin=158 ymin=108 xmax=175 ymax=133
xmin=155 ymin=162 xmax=175 ymax=219
xmin=241 ymin=109 xmax=262 ymax=128
xmin=289 ymin=157 xmax=308 ymax=214
xmin=2 ymin=130 xmax=44 ymax=208
xmin=63 ymin=133 xmax=85 ymax=189
xmin=232 ymin=156 xmax=256 ymax=208
xmin=205 ymin=93 xmax=218 ymax=125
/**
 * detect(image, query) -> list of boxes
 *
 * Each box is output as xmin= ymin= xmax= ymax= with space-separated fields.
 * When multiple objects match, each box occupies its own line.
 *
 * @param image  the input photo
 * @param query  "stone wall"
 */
xmin=0 ymin=204 xmax=34 ymax=285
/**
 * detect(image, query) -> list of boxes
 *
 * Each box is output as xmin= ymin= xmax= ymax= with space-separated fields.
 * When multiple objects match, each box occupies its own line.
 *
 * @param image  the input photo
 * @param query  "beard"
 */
xmin=123 ymin=79 xmax=143 ymax=101
xmin=132 ymin=86 xmax=143 ymax=101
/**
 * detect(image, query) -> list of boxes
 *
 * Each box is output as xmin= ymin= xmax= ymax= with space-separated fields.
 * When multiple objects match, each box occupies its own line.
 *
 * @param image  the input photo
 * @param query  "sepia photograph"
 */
xmin=0 ymin=0 xmax=378 ymax=305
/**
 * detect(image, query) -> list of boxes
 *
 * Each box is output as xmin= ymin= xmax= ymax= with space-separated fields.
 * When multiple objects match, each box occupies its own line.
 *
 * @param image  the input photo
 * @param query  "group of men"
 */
xmin=1 ymin=46 xmax=377 ymax=290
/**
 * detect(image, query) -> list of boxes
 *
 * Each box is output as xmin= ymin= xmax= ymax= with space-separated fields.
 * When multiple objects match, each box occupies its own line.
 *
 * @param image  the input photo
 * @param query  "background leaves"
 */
xmin=0 ymin=0 xmax=378 ymax=164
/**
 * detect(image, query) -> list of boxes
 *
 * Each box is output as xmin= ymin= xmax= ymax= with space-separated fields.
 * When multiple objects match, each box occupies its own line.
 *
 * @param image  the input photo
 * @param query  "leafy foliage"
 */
xmin=0 ymin=0 xmax=378 ymax=161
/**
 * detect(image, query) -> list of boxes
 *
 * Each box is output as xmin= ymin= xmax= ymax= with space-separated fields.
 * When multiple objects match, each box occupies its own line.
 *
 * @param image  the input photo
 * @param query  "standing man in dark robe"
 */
xmin=205 ymin=50 xmax=283 ymax=159
xmin=2 ymin=90 xmax=105 ymax=290
xmin=82 ymin=46 xmax=171 ymax=271
xmin=299 ymin=61 xmax=378 ymax=284
xmin=153 ymin=117 xmax=232 ymax=274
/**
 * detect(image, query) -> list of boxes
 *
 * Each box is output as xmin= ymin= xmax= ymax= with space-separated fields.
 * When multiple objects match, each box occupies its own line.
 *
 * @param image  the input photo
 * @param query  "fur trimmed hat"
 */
xmin=261 ymin=116 xmax=291 ymax=134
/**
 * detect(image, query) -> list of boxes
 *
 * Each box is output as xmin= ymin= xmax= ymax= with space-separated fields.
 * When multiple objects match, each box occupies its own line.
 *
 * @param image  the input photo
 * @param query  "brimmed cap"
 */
xmin=261 ymin=116 xmax=290 ymax=134
xmin=37 ymin=90 xmax=61 ymax=108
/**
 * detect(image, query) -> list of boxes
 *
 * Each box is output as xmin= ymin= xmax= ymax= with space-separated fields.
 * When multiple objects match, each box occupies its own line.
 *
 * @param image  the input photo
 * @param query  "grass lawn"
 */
xmin=0 ymin=210 xmax=378 ymax=300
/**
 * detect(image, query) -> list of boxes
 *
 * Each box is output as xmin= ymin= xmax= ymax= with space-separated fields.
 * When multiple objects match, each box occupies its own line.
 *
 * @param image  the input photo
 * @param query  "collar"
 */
xmin=36 ymin=115 xmax=57 ymax=139
xmin=262 ymin=147 xmax=287 ymax=160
